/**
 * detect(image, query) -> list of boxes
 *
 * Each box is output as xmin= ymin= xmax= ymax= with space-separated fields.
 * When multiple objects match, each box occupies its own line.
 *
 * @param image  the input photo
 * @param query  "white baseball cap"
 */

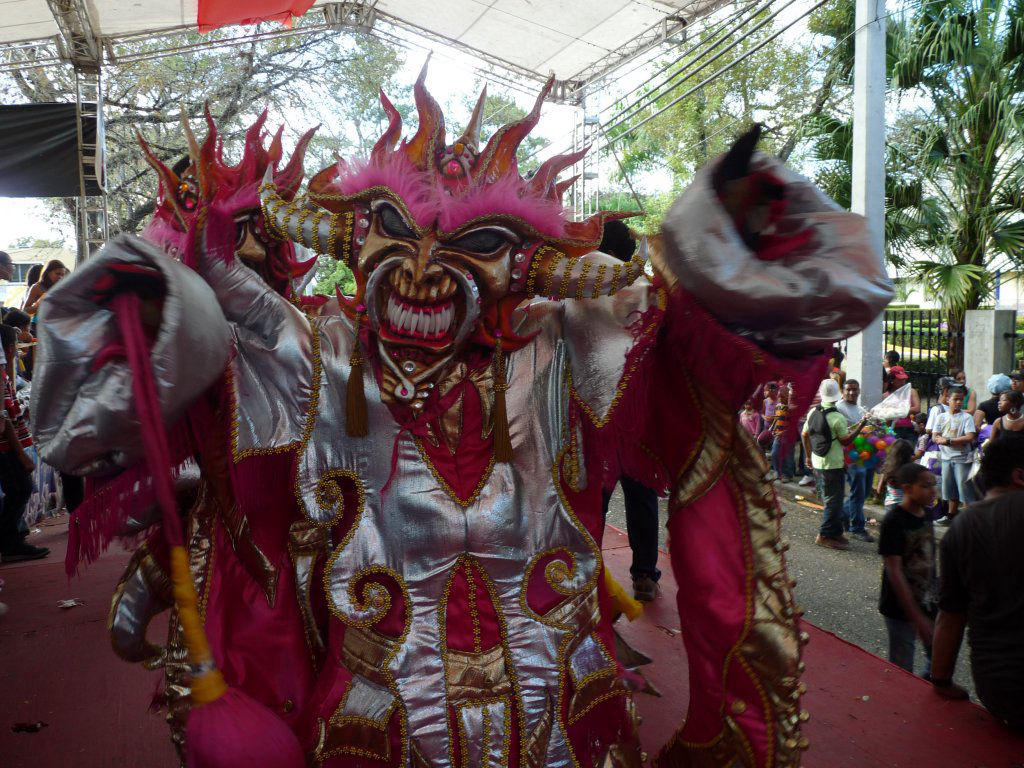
xmin=819 ymin=378 xmax=841 ymax=404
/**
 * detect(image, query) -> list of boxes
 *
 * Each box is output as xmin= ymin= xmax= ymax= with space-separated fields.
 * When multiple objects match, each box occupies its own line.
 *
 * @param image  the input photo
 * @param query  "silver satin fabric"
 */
xmin=659 ymin=152 xmax=894 ymax=353
xmin=31 ymin=235 xmax=232 ymax=475
xmin=302 ymin=307 xmax=618 ymax=767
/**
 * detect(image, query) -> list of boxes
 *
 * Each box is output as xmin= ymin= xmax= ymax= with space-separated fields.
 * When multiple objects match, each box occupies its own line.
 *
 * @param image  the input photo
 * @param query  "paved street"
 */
xmin=604 ymin=476 xmax=976 ymax=698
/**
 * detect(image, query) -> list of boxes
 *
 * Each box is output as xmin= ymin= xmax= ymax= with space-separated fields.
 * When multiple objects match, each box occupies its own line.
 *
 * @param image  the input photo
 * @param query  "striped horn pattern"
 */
xmin=259 ymin=167 xmax=341 ymax=257
xmin=527 ymin=238 xmax=649 ymax=300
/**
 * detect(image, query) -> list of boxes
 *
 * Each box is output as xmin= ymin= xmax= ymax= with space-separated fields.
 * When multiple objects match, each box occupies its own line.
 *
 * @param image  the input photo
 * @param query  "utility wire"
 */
xmin=607 ymin=2 xmax=909 ymax=175
xmin=598 ymin=0 xmax=780 ymax=123
xmin=603 ymin=0 xmax=834 ymax=147
xmin=602 ymin=0 xmax=809 ymax=137
xmin=522 ymin=0 xmax=805 ymax=165
xmin=585 ymin=0 xmax=759 ymax=104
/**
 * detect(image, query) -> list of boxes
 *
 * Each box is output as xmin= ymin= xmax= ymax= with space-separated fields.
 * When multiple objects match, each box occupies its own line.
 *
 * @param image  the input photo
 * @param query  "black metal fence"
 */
xmin=883 ymin=308 xmax=963 ymax=410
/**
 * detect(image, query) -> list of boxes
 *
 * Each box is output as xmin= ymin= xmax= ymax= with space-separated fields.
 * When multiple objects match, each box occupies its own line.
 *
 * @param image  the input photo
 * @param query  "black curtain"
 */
xmin=0 ymin=103 xmax=102 ymax=197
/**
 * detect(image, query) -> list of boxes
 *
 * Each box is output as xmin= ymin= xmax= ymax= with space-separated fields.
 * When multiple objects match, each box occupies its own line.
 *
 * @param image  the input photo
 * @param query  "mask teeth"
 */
xmin=385 ymin=294 xmax=455 ymax=339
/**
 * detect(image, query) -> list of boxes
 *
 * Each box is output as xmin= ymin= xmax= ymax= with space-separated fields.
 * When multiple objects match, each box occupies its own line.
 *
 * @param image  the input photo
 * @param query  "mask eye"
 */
xmin=177 ymin=176 xmax=199 ymax=211
xmin=377 ymin=204 xmax=416 ymax=239
xmin=449 ymin=229 xmax=509 ymax=254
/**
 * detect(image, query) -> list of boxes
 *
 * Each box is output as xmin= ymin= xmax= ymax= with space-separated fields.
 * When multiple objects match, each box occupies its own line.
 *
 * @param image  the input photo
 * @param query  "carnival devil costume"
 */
xmin=32 ymin=68 xmax=892 ymax=768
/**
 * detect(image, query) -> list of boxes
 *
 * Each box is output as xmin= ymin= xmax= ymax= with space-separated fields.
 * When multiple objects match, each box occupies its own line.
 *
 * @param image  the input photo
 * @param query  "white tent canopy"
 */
xmin=1 ymin=0 xmax=727 ymax=89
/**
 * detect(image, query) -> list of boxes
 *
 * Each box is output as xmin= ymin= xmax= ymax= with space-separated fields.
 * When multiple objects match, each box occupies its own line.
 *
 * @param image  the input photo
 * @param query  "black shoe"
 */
xmin=632 ymin=576 xmax=660 ymax=602
xmin=0 ymin=541 xmax=50 ymax=562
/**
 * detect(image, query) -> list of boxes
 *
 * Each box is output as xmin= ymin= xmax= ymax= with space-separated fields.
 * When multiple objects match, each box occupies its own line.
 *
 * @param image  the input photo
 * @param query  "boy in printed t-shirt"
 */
xmin=878 ymin=462 xmax=939 ymax=676
xmin=932 ymin=386 xmax=977 ymax=522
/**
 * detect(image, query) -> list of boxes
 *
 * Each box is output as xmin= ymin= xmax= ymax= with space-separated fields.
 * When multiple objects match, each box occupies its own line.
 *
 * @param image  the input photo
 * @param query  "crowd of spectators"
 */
xmin=751 ymin=346 xmax=1024 ymax=736
xmin=0 ymin=251 xmax=71 ymax=569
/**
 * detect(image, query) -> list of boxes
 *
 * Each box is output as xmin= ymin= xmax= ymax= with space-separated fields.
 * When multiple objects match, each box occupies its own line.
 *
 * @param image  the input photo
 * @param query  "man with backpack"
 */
xmin=802 ymin=379 xmax=868 ymax=550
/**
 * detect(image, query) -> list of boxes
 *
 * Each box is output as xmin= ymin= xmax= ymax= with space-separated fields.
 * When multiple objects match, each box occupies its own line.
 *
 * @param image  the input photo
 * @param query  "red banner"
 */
xmin=198 ymin=0 xmax=316 ymax=33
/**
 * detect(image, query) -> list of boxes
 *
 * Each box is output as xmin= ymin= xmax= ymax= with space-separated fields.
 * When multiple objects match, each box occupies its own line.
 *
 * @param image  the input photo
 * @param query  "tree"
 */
xmin=606 ymin=0 xmax=823 ymax=212
xmin=889 ymin=0 xmax=1024 ymax=357
xmin=9 ymin=236 xmax=65 ymax=249
xmin=1 ymin=28 xmax=407 ymax=251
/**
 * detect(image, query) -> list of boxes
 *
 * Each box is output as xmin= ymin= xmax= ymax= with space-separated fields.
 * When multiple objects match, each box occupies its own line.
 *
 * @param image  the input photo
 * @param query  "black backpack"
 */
xmin=807 ymin=405 xmax=838 ymax=457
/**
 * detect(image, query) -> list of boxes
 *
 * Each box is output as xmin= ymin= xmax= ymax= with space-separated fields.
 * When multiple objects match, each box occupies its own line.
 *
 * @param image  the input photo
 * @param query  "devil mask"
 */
xmin=259 ymin=66 xmax=647 ymax=403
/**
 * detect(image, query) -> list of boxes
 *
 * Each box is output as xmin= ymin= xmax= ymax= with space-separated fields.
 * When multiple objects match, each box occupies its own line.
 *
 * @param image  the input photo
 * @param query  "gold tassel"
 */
xmin=346 ymin=308 xmax=369 ymax=437
xmin=492 ymin=337 xmax=513 ymax=462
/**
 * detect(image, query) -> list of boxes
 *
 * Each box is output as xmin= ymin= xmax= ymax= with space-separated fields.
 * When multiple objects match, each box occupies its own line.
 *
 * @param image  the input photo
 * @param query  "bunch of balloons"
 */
xmin=845 ymin=424 xmax=897 ymax=470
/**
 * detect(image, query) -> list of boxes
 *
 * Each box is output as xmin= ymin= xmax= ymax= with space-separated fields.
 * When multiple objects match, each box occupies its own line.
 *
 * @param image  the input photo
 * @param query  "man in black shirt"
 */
xmin=931 ymin=432 xmax=1024 ymax=732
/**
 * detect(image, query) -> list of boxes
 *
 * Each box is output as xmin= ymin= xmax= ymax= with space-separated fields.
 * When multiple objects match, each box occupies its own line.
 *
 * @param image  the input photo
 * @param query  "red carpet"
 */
xmin=604 ymin=524 xmax=1024 ymax=767
xmin=0 ymin=517 xmax=176 ymax=768
xmin=2 ymin=519 xmax=1022 ymax=766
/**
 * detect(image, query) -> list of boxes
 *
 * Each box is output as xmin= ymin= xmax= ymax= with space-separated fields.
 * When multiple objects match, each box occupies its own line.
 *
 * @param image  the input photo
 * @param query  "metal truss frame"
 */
xmin=2 ymin=1 xmax=725 ymax=100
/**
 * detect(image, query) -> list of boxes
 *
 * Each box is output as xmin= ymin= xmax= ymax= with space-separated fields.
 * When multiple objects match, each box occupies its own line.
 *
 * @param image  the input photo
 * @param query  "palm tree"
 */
xmin=890 ymin=0 xmax=1024 ymax=365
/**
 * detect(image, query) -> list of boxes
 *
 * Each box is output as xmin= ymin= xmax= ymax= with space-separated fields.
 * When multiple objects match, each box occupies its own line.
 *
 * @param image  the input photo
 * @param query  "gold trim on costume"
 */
xmin=653 ymin=394 xmax=807 ymax=767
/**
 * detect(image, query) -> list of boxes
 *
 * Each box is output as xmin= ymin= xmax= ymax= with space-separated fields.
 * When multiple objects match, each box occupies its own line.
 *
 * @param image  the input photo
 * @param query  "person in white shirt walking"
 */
xmin=932 ymin=387 xmax=978 ymax=522
xmin=837 ymin=380 xmax=875 ymax=542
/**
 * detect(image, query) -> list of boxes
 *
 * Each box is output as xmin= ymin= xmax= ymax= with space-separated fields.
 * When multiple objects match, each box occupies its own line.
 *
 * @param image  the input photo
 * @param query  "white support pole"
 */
xmin=846 ymin=0 xmax=887 ymax=408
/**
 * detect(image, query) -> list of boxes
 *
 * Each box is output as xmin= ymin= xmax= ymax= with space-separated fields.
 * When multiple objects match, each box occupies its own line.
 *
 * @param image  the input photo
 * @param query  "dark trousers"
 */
xmin=843 ymin=465 xmax=874 ymax=533
xmin=59 ymin=472 xmax=84 ymax=512
xmin=0 ymin=452 xmax=33 ymax=551
xmin=602 ymin=475 xmax=661 ymax=581
xmin=817 ymin=467 xmax=846 ymax=538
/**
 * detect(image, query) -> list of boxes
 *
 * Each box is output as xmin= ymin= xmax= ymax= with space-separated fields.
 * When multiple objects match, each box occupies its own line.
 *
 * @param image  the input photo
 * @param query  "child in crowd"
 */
xmin=925 ymin=377 xmax=953 ymax=436
xmin=0 ymin=325 xmax=47 ymax=562
xmin=739 ymin=400 xmax=761 ymax=438
xmin=877 ymin=439 xmax=916 ymax=511
xmin=912 ymin=413 xmax=929 ymax=459
xmin=878 ymin=462 xmax=940 ymax=676
xmin=989 ymin=390 xmax=1024 ymax=441
xmin=933 ymin=387 xmax=977 ymax=522
xmin=770 ymin=384 xmax=795 ymax=482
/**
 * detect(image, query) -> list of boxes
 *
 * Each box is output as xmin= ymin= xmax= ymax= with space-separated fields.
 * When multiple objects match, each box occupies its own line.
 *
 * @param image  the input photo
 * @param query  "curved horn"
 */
xmin=275 ymin=125 xmax=318 ymax=198
xmin=136 ymin=129 xmax=186 ymax=227
xmin=402 ymin=58 xmax=446 ymax=171
xmin=199 ymin=102 xmax=223 ymax=199
xmin=259 ymin=167 xmax=337 ymax=256
xmin=526 ymin=239 xmax=648 ymax=299
xmin=456 ymin=85 xmax=487 ymax=152
xmin=528 ymin=146 xmax=587 ymax=200
xmin=473 ymin=75 xmax=553 ymax=184
xmin=179 ymin=107 xmax=210 ymax=199
xmin=371 ymin=90 xmax=403 ymax=160
xmin=179 ymin=107 xmax=201 ymax=167
xmin=554 ymin=175 xmax=580 ymax=202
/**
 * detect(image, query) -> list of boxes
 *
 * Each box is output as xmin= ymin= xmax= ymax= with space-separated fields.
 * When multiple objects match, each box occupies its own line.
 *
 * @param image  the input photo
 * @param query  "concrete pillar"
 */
xmin=964 ymin=310 xmax=1017 ymax=399
xmin=845 ymin=0 xmax=888 ymax=409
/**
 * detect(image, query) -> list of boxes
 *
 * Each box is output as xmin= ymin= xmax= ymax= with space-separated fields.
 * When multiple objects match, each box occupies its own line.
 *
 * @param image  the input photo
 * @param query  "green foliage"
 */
xmin=9 ymin=236 xmax=65 ymax=249
xmin=314 ymin=257 xmax=357 ymax=297
xmin=887 ymin=0 xmax=1024 ymax=315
